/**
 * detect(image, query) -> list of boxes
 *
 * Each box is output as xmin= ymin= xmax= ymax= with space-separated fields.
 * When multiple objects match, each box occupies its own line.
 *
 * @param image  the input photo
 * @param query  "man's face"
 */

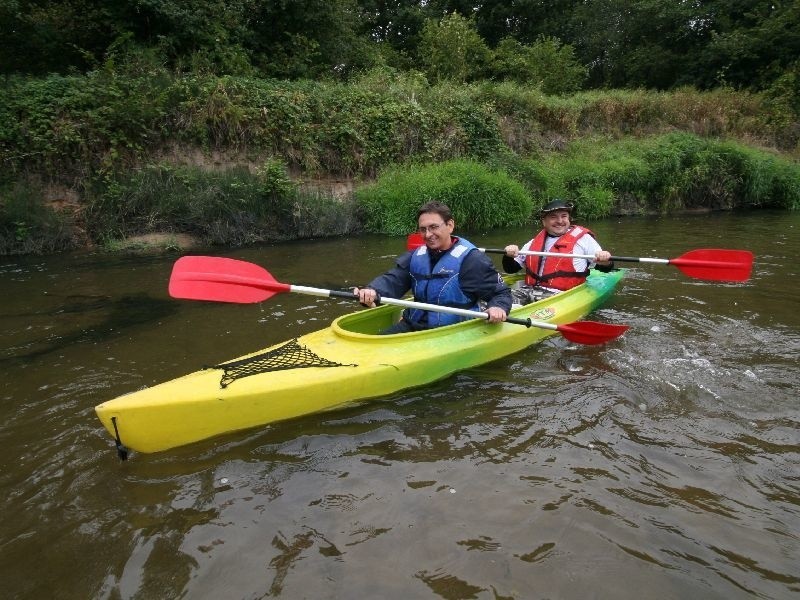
xmin=541 ymin=210 xmax=571 ymax=236
xmin=417 ymin=212 xmax=455 ymax=251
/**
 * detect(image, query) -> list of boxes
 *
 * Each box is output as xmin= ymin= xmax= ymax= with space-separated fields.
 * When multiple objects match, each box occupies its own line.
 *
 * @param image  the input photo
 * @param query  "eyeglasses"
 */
xmin=417 ymin=222 xmax=446 ymax=234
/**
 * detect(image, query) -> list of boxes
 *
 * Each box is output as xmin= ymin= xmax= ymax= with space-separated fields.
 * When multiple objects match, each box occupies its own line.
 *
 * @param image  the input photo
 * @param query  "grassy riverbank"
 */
xmin=1 ymin=71 xmax=799 ymax=255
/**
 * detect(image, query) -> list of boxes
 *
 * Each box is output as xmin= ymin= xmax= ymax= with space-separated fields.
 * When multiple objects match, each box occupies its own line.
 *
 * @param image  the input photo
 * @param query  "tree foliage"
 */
xmin=418 ymin=13 xmax=491 ymax=83
xmin=491 ymin=36 xmax=586 ymax=94
xmin=0 ymin=0 xmax=797 ymax=102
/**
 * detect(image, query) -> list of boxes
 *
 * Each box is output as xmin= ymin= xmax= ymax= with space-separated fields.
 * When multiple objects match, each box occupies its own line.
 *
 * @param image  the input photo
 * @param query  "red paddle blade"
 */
xmin=406 ymin=233 xmax=424 ymax=250
xmin=169 ymin=256 xmax=288 ymax=303
xmin=555 ymin=321 xmax=629 ymax=345
xmin=670 ymin=249 xmax=753 ymax=282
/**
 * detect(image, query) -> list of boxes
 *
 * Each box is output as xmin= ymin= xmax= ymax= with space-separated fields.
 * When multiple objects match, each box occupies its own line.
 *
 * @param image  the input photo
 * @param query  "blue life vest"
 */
xmin=406 ymin=238 xmax=479 ymax=328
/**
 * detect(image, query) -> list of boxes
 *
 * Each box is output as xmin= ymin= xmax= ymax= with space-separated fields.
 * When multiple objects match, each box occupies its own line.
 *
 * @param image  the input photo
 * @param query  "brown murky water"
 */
xmin=1 ymin=211 xmax=798 ymax=599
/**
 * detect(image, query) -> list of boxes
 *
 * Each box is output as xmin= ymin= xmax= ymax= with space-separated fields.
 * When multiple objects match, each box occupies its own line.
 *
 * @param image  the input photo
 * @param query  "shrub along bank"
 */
xmin=1 ymin=72 xmax=798 ymax=255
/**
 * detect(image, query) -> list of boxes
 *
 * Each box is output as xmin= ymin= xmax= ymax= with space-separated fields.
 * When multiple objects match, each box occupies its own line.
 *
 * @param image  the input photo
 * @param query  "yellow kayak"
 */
xmin=95 ymin=268 xmax=624 ymax=456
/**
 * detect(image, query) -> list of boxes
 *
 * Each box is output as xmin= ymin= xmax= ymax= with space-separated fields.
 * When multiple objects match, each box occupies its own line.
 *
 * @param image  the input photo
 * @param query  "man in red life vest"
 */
xmin=502 ymin=199 xmax=614 ymax=305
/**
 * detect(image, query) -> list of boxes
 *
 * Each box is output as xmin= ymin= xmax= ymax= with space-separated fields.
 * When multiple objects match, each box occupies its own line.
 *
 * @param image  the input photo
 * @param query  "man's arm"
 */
xmin=573 ymin=235 xmax=614 ymax=273
xmin=363 ymin=252 xmax=414 ymax=299
xmin=578 ymin=235 xmax=614 ymax=272
xmin=461 ymin=251 xmax=512 ymax=313
xmin=502 ymin=240 xmax=531 ymax=273
xmin=502 ymin=255 xmax=523 ymax=274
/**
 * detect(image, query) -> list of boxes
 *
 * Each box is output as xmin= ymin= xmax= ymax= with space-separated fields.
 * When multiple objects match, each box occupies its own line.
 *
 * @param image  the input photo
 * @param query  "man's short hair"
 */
xmin=418 ymin=201 xmax=453 ymax=222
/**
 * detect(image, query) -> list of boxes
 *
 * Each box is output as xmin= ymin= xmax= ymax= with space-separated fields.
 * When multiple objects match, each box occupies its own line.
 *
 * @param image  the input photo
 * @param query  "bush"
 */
xmin=491 ymin=36 xmax=587 ymax=95
xmin=0 ymin=181 xmax=75 ymax=255
xmin=418 ymin=13 xmax=491 ymax=83
xmin=530 ymin=133 xmax=800 ymax=215
xmin=2 ymin=73 xmax=793 ymax=187
xmin=85 ymin=160 xmax=358 ymax=246
xmin=356 ymin=159 xmax=533 ymax=234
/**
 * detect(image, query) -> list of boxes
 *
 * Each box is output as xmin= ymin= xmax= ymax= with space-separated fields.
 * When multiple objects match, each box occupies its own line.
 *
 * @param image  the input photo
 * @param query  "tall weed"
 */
xmin=530 ymin=133 xmax=800 ymax=215
xmin=3 ymin=73 xmax=795 ymax=185
xmin=356 ymin=159 xmax=532 ymax=234
xmin=86 ymin=160 xmax=358 ymax=246
xmin=0 ymin=181 xmax=75 ymax=254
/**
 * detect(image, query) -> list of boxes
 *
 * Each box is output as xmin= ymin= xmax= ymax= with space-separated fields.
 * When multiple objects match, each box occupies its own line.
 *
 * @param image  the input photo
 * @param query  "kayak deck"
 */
xmin=95 ymin=270 xmax=624 ymax=454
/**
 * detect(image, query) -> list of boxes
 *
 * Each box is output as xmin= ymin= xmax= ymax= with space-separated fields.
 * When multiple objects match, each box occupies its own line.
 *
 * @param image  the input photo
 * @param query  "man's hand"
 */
xmin=485 ymin=307 xmax=507 ymax=323
xmin=504 ymin=244 xmax=520 ymax=257
xmin=353 ymin=287 xmax=378 ymax=307
xmin=595 ymin=250 xmax=612 ymax=265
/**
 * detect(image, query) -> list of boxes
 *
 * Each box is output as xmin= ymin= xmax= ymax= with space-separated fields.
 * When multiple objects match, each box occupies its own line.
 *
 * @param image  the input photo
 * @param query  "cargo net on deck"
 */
xmin=208 ymin=338 xmax=357 ymax=388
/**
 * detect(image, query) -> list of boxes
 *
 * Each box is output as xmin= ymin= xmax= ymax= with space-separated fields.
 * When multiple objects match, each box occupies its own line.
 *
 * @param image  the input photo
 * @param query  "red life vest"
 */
xmin=524 ymin=226 xmax=595 ymax=291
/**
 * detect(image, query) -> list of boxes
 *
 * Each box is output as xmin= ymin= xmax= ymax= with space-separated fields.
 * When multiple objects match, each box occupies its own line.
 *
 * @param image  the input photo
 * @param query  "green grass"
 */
xmin=85 ymin=160 xmax=359 ymax=247
xmin=0 ymin=180 xmax=75 ymax=255
xmin=356 ymin=159 xmax=533 ymax=234
xmin=2 ymin=72 xmax=794 ymax=185
xmin=507 ymin=133 xmax=800 ymax=217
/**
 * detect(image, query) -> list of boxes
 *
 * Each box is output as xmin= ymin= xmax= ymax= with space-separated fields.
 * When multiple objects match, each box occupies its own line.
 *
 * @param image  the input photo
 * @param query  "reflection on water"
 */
xmin=1 ymin=212 xmax=798 ymax=599
xmin=1 ymin=293 xmax=178 ymax=366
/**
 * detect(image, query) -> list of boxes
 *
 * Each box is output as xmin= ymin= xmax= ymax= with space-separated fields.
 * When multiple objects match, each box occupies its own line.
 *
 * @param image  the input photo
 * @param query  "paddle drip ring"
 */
xmin=208 ymin=338 xmax=356 ymax=388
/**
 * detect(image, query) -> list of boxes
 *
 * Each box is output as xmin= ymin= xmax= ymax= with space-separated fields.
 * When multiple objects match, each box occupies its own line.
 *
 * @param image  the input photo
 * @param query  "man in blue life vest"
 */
xmin=354 ymin=201 xmax=512 ymax=334
xmin=502 ymin=199 xmax=614 ymax=305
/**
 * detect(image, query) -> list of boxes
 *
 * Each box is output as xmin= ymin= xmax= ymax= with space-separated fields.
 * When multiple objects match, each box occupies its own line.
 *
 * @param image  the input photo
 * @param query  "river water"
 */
xmin=1 ymin=211 xmax=798 ymax=600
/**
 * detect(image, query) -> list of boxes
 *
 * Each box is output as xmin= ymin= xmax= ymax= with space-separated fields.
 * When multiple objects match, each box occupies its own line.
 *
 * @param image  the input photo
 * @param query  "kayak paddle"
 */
xmin=168 ymin=256 xmax=628 ymax=345
xmin=406 ymin=234 xmax=753 ymax=282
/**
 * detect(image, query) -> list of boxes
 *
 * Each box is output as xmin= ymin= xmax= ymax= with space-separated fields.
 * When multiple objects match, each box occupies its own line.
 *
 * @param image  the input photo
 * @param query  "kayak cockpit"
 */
xmin=332 ymin=273 xmax=526 ymax=338
xmin=332 ymin=304 xmax=403 ymax=337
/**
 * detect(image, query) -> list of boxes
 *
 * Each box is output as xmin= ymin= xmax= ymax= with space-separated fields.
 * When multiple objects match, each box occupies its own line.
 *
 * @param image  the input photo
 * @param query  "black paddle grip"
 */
xmin=335 ymin=288 xmax=381 ymax=306
xmin=506 ymin=316 xmax=532 ymax=327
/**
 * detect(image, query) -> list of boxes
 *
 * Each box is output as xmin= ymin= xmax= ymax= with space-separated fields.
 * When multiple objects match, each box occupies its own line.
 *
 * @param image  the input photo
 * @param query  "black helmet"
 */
xmin=538 ymin=199 xmax=574 ymax=218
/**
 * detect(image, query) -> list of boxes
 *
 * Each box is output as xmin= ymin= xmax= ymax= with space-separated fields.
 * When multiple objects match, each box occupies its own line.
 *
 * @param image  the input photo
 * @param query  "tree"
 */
xmin=356 ymin=0 xmax=430 ymax=56
xmin=2 ymin=0 xmax=797 ymax=94
xmin=0 ymin=0 xmax=257 ymax=75
xmin=696 ymin=0 xmax=800 ymax=90
xmin=0 ymin=0 xmax=123 ymax=74
xmin=417 ymin=12 xmax=491 ymax=82
xmin=470 ymin=0 xmax=579 ymax=47
xmin=491 ymin=36 xmax=587 ymax=94
xmin=246 ymin=0 xmax=377 ymax=79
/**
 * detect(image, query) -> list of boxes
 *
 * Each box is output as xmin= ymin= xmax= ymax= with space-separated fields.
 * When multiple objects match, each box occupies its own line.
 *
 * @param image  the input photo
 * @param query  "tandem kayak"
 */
xmin=95 ymin=269 xmax=624 ymax=456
